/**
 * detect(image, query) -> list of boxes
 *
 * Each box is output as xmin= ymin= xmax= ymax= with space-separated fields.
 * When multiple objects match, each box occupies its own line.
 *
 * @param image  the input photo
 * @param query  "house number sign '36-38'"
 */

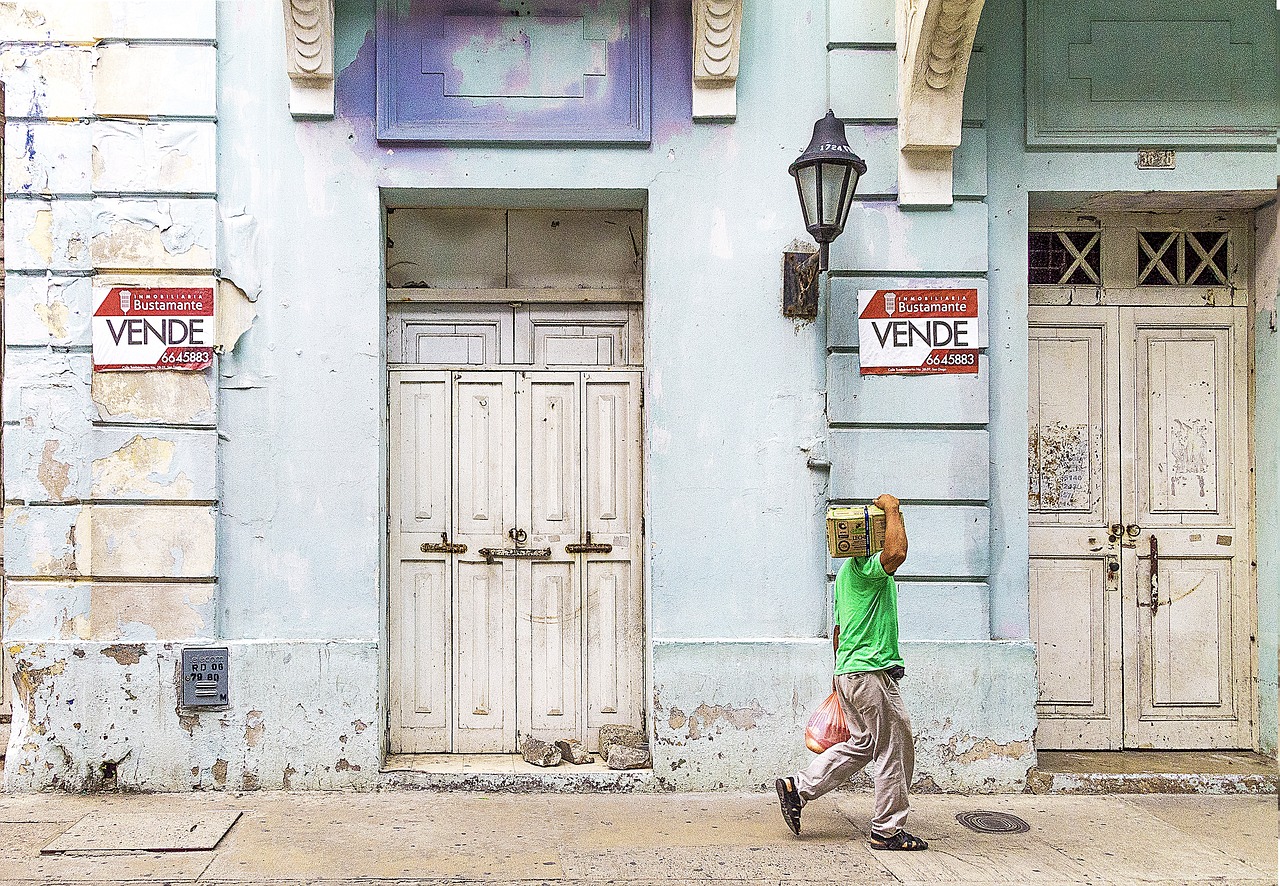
xmin=857 ymin=288 xmax=984 ymax=375
xmin=92 ymin=286 xmax=214 ymax=371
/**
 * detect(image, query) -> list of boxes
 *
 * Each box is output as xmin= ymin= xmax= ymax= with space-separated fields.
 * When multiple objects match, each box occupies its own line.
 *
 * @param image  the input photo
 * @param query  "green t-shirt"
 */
xmin=833 ymin=552 xmax=903 ymax=674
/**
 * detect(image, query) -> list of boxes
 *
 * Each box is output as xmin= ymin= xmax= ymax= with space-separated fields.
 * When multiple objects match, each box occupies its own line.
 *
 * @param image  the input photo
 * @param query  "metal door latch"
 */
xmin=565 ymin=531 xmax=613 ymax=555
xmin=420 ymin=532 xmax=467 ymax=554
xmin=1105 ymin=554 xmax=1119 ymax=592
xmin=479 ymin=527 xmax=551 ymax=564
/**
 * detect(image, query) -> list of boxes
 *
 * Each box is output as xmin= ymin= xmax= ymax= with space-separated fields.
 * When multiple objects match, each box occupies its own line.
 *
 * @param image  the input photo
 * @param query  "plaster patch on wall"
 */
xmin=33 ymin=298 xmax=70 ymax=339
xmin=90 ymin=200 xmax=216 ymax=271
xmin=219 ymin=208 xmax=263 ymax=301
xmin=91 ymin=436 xmax=195 ymax=499
xmin=93 ymin=372 xmax=214 ymax=424
xmin=216 ymin=279 xmax=257 ymax=354
xmin=80 ymin=505 xmax=215 ymax=578
xmin=37 ymin=440 xmax=72 ymax=501
xmin=27 ymin=209 xmax=55 ymax=264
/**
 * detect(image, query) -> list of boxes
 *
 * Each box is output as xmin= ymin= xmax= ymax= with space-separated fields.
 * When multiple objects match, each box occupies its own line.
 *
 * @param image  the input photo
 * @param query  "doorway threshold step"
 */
xmin=380 ymin=754 xmax=655 ymax=793
xmin=1027 ymin=750 xmax=1277 ymax=795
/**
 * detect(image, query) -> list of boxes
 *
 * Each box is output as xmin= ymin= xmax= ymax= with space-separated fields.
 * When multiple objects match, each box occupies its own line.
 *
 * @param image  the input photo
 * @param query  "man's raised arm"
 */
xmin=875 ymin=493 xmax=907 ymax=574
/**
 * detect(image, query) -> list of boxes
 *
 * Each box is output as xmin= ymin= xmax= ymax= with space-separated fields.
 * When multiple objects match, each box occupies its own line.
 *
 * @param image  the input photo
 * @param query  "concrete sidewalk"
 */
xmin=0 ymin=789 xmax=1274 ymax=885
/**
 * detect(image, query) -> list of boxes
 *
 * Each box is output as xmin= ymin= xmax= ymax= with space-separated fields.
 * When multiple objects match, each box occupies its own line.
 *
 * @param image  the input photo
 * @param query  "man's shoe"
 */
xmin=869 ymin=829 xmax=928 ymax=851
xmin=775 ymin=777 xmax=802 ymax=836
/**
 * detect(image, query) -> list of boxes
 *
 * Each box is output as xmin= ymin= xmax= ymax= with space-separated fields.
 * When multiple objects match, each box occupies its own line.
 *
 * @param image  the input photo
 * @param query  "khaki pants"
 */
xmin=792 ymin=669 xmax=915 ymax=834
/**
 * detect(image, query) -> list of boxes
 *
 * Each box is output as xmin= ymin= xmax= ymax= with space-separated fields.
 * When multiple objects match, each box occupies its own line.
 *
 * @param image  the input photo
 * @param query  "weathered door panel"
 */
xmin=517 ymin=373 xmax=584 ymax=743
xmin=1028 ymin=308 xmax=1123 ymax=749
xmin=389 ymin=371 xmax=452 ymax=753
xmin=582 ymin=373 xmax=645 ymax=747
xmin=453 ymin=373 xmax=517 ymax=752
xmin=1121 ymin=308 xmax=1251 ymax=748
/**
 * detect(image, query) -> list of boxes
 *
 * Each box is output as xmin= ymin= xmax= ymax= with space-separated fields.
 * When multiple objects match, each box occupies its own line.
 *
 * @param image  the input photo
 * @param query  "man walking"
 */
xmin=775 ymin=493 xmax=927 ymax=851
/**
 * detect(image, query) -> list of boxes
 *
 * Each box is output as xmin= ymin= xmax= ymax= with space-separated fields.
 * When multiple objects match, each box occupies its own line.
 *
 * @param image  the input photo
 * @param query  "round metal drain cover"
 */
xmin=955 ymin=811 xmax=1030 ymax=834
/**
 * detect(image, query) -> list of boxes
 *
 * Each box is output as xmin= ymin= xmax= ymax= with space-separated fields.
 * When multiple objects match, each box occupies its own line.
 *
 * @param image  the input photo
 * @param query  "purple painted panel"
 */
xmin=377 ymin=0 xmax=651 ymax=144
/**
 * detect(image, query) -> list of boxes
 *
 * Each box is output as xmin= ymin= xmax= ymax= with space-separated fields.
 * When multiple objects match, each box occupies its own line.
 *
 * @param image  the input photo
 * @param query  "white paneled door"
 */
xmin=1030 ymin=306 xmax=1252 ymax=749
xmin=390 ymin=369 xmax=643 ymax=753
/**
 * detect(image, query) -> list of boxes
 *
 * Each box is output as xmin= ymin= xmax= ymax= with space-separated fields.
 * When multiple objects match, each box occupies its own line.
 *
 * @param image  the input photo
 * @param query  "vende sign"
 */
xmin=857 ymin=288 xmax=984 ymax=375
xmin=93 ymin=286 xmax=214 ymax=371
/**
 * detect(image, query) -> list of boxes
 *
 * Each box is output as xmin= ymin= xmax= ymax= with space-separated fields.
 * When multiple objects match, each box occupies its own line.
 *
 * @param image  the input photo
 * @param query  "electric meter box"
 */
xmin=181 ymin=647 xmax=229 ymax=708
xmin=826 ymin=505 xmax=887 ymax=558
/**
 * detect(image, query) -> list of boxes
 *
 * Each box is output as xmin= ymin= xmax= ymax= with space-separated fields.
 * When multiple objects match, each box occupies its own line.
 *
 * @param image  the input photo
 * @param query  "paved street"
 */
xmin=0 ymin=789 xmax=1274 ymax=885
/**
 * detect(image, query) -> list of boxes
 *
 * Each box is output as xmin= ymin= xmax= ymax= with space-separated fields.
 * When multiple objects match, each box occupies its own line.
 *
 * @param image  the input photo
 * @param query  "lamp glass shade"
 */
xmin=788 ymin=110 xmax=867 ymax=248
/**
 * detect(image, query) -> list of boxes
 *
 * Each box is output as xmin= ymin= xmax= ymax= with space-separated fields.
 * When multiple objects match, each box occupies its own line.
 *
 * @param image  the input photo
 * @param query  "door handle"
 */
xmin=420 ymin=532 xmax=467 ymax=554
xmin=1104 ymin=554 xmax=1119 ymax=592
xmin=1138 ymin=535 xmax=1160 ymax=615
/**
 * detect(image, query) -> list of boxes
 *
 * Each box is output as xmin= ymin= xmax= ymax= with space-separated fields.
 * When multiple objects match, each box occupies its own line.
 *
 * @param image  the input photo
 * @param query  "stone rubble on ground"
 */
xmin=598 ymin=724 xmax=647 ymax=760
xmin=606 ymin=744 xmax=651 ymax=770
xmin=520 ymin=737 xmax=562 ymax=767
xmin=555 ymin=738 xmax=593 ymax=764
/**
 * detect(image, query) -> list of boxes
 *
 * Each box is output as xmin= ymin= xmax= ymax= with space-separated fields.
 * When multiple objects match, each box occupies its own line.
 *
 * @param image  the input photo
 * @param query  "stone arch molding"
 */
xmin=897 ymin=0 xmax=985 ymax=206
xmin=283 ymin=0 xmax=335 ymax=118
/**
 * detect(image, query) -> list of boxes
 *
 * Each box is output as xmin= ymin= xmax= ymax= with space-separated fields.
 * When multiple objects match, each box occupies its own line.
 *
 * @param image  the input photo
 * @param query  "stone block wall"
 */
xmin=0 ymin=1 xmax=223 ymax=789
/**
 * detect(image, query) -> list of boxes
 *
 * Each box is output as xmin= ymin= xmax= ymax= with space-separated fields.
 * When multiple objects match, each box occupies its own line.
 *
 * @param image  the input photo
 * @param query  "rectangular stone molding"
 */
xmin=94 ymin=45 xmax=217 ymax=118
xmin=4 ymin=504 xmax=217 ymax=579
xmin=1027 ymin=0 xmax=1279 ymax=147
xmin=827 ymin=354 xmax=989 ymax=425
xmin=377 ymin=0 xmax=652 ymax=143
xmin=5 ymin=122 xmax=94 ymax=195
xmin=92 ymin=122 xmax=218 ymax=194
xmin=829 ymin=0 xmax=894 ymax=44
xmin=828 ymin=201 xmax=988 ymax=273
xmin=691 ymin=0 xmax=742 ymax=120
xmin=830 ymin=505 xmax=989 ymax=578
xmin=0 ymin=46 xmax=96 ymax=118
xmin=3 ymin=199 xmax=93 ymax=271
xmin=4 ymin=276 xmax=93 ymax=348
xmin=89 ymin=430 xmax=218 ymax=502
xmin=3 ymin=581 xmax=217 ymax=643
xmin=829 ymin=429 xmax=990 ymax=501
xmin=896 ymin=581 xmax=990 ymax=640
xmin=92 ymin=371 xmax=217 ymax=426
xmin=0 ymin=1 xmax=216 ymax=41
xmin=284 ymin=0 xmax=336 ymax=118
xmin=90 ymin=199 xmax=217 ymax=271
xmin=829 ymin=49 xmax=897 ymax=120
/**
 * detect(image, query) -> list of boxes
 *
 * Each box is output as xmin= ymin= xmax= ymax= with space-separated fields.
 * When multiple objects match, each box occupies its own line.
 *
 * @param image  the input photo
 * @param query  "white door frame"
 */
xmin=1029 ymin=210 xmax=1258 ymax=751
xmin=385 ymin=293 xmax=646 ymax=757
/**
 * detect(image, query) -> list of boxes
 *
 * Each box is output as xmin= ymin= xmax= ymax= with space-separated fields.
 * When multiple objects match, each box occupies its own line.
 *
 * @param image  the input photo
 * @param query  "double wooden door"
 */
xmin=1029 ymin=305 xmax=1252 ymax=749
xmin=389 ymin=369 xmax=643 ymax=753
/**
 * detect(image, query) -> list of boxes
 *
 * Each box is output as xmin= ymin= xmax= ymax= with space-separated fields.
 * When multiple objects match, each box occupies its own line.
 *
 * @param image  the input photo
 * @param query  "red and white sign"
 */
xmin=857 ymin=288 xmax=983 ymax=375
xmin=93 ymin=286 xmax=214 ymax=371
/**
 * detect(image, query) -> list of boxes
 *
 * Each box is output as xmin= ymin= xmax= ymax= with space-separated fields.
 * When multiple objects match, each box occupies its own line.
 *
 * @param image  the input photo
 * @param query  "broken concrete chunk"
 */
xmin=555 ymin=739 xmax=593 ymax=765
xmin=598 ymin=724 xmax=647 ymax=759
xmin=520 ymin=737 xmax=562 ymax=767
xmin=606 ymin=744 xmax=651 ymax=770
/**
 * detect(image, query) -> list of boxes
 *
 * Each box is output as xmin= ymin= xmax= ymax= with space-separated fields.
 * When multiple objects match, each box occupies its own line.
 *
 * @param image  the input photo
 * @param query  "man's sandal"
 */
xmin=869 ymin=829 xmax=928 ymax=851
xmin=774 ymin=777 xmax=802 ymax=836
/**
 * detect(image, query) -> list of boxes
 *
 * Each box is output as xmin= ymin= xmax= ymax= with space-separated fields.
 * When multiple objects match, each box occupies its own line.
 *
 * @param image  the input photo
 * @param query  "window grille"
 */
xmin=1137 ymin=231 xmax=1229 ymax=286
xmin=1028 ymin=230 xmax=1101 ymax=285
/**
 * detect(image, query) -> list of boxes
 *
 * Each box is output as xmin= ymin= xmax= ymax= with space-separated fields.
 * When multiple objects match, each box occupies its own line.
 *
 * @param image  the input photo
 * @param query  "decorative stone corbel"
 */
xmin=283 ymin=0 xmax=335 ymax=119
xmin=692 ymin=0 xmax=742 ymax=120
xmin=896 ymin=0 xmax=984 ymax=205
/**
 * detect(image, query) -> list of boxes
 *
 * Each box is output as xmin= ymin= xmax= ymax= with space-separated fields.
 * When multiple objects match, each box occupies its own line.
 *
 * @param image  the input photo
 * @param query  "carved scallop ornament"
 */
xmin=283 ymin=0 xmax=335 ymax=118
xmin=692 ymin=0 xmax=742 ymax=120
xmin=896 ymin=0 xmax=984 ymax=205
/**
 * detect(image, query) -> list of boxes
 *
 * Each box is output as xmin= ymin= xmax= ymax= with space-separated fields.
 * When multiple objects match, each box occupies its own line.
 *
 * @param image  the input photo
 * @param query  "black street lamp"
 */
xmin=788 ymin=110 xmax=867 ymax=272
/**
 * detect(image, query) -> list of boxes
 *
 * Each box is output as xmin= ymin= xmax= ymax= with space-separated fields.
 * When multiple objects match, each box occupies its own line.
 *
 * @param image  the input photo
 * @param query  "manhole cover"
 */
xmin=955 ymin=810 xmax=1030 ymax=834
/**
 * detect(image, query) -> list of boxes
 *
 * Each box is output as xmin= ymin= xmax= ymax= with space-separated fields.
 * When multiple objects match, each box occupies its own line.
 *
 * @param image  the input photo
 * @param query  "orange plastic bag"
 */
xmin=804 ymin=690 xmax=850 ymax=753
